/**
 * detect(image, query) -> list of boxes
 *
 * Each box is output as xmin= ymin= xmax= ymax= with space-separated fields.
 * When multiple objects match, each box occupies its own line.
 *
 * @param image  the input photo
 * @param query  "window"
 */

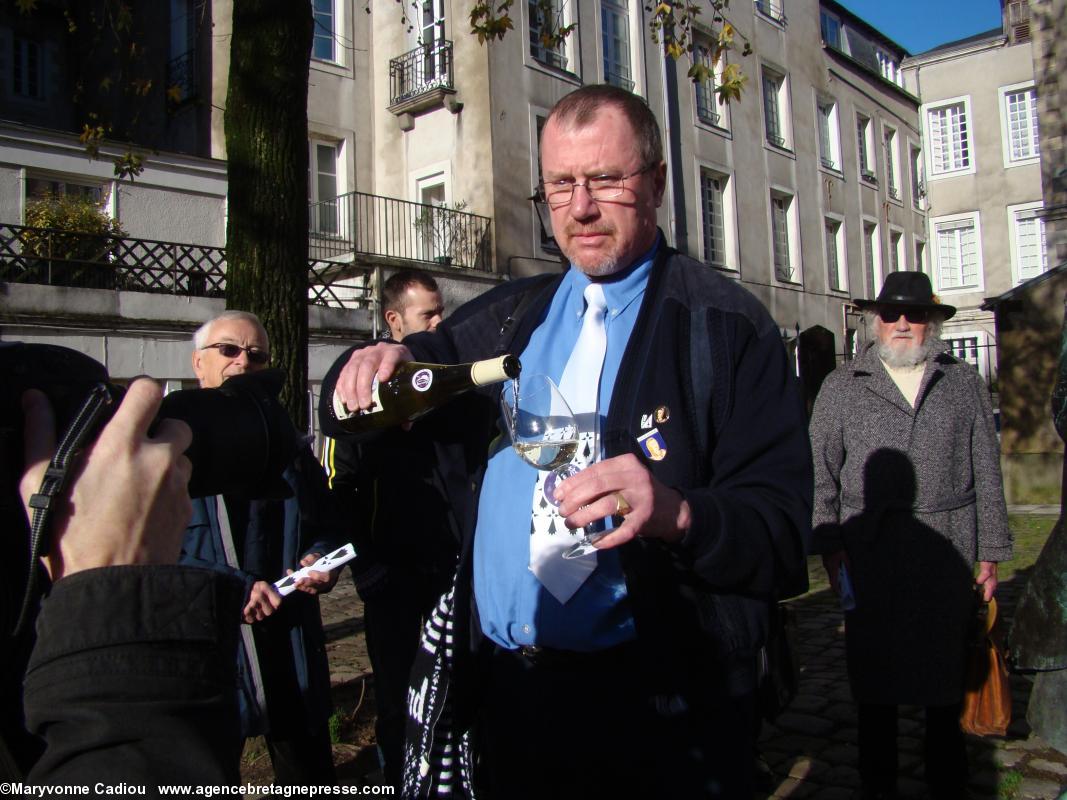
xmin=925 ymin=98 xmax=973 ymax=176
xmin=1009 ymin=203 xmax=1048 ymax=284
xmin=770 ymin=191 xmax=800 ymax=282
xmin=884 ymin=127 xmax=900 ymax=200
xmin=856 ymin=114 xmax=875 ymax=182
xmin=762 ymin=67 xmax=791 ymax=149
xmin=817 ymin=99 xmax=840 ymax=171
xmin=909 ymin=144 xmax=925 ymax=209
xmin=699 ymin=169 xmax=734 ymax=269
xmin=889 ymin=230 xmax=904 ymax=273
xmin=999 ymin=83 xmax=1040 ymax=165
xmin=26 ymin=176 xmax=105 ymax=205
xmin=168 ymin=0 xmax=197 ymax=102
xmin=825 ymin=218 xmax=846 ymax=292
xmin=863 ymin=221 xmax=881 ymax=299
xmin=530 ymin=0 xmax=573 ymax=71
xmin=820 ymin=9 xmax=843 ymax=50
xmin=309 ymin=140 xmax=340 ymax=235
xmin=694 ymin=41 xmax=727 ymax=129
xmin=755 ymin=0 xmax=785 ymax=22
xmin=416 ymin=0 xmax=448 ymax=83
xmin=944 ymin=333 xmax=988 ymax=380
xmin=602 ymin=0 xmax=633 ymax=90
xmin=312 ymin=0 xmax=336 ymax=62
xmin=875 ymin=49 xmax=900 ymax=87
xmin=532 ymin=110 xmax=560 ymax=253
xmin=915 ymin=239 xmax=927 ymax=273
xmin=12 ymin=34 xmax=43 ymax=99
xmin=933 ymin=214 xmax=982 ymax=292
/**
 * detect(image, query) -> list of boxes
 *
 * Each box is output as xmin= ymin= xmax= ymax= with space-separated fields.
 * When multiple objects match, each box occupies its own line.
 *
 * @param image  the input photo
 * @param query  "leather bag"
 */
xmin=960 ymin=596 xmax=1012 ymax=736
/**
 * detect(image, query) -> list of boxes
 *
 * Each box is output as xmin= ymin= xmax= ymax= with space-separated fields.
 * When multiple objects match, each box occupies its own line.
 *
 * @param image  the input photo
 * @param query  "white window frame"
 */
xmin=1007 ymin=201 xmax=1048 ymax=285
xmin=311 ymin=0 xmax=342 ymax=65
xmin=816 ymin=96 xmax=841 ymax=173
xmin=931 ymin=211 xmax=984 ymax=295
xmin=527 ymin=0 xmax=579 ymax=76
xmin=761 ymin=65 xmax=792 ymax=151
xmin=875 ymin=48 xmax=901 ymax=87
xmin=888 ymin=226 xmax=905 ymax=274
xmin=600 ymin=0 xmax=634 ymax=91
xmin=308 ymin=138 xmax=344 ymax=237
xmin=943 ymin=330 xmax=990 ymax=382
xmin=23 ymin=172 xmax=115 ymax=221
xmin=824 ymin=215 xmax=847 ymax=293
xmin=998 ymin=81 xmax=1040 ymax=167
xmin=694 ymin=38 xmax=729 ymax=132
xmin=862 ymin=218 xmax=881 ymax=300
xmin=856 ymin=112 xmax=876 ymax=185
xmin=769 ymin=188 xmax=801 ymax=284
xmin=820 ymin=9 xmax=844 ymax=51
xmin=884 ymin=126 xmax=901 ymax=203
xmin=696 ymin=163 xmax=738 ymax=272
xmin=915 ymin=237 xmax=927 ymax=274
xmin=754 ymin=0 xmax=786 ymax=24
xmin=529 ymin=105 xmax=561 ymax=257
xmin=923 ymin=95 xmax=976 ymax=179
xmin=909 ymin=140 xmax=925 ymax=210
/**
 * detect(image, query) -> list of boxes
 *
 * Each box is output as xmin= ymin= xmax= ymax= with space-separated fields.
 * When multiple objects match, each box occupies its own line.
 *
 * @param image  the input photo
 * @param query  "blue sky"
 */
xmin=833 ymin=0 xmax=1003 ymax=55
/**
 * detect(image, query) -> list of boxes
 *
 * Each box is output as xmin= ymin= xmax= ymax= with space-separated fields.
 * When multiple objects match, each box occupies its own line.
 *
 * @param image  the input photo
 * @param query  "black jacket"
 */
xmin=23 ymin=566 xmax=244 ymax=785
xmin=323 ymin=246 xmax=813 ymax=707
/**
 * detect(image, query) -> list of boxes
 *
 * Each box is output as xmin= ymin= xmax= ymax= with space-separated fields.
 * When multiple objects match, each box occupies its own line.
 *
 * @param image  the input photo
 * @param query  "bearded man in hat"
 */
xmin=810 ymin=271 xmax=1012 ymax=800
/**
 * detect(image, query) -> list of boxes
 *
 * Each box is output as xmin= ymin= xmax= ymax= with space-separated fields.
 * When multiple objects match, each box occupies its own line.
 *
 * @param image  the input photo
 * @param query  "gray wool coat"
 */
xmin=810 ymin=341 xmax=1012 ymax=706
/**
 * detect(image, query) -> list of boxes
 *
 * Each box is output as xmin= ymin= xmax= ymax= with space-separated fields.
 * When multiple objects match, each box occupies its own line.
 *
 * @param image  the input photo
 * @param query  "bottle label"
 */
xmin=411 ymin=369 xmax=433 ymax=392
xmin=332 ymin=378 xmax=383 ymax=420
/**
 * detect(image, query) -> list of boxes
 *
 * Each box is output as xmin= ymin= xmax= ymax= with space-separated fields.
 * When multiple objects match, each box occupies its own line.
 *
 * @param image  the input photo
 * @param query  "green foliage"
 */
xmin=22 ymin=193 xmax=126 ymax=261
xmin=414 ymin=200 xmax=480 ymax=267
xmin=328 ymin=711 xmax=343 ymax=745
xmin=997 ymin=768 xmax=1022 ymax=799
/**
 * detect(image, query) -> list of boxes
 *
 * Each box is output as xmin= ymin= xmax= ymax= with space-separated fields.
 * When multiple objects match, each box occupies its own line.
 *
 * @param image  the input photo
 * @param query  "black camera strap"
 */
xmin=15 ymin=383 xmax=119 ymax=636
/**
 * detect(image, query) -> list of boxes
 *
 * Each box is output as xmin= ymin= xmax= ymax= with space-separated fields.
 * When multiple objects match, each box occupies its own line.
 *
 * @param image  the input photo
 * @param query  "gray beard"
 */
xmin=878 ymin=336 xmax=937 ymax=368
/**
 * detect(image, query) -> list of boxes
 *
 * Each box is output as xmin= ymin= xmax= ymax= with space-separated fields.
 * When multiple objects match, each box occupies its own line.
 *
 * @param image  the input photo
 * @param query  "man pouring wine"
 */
xmin=323 ymin=85 xmax=813 ymax=799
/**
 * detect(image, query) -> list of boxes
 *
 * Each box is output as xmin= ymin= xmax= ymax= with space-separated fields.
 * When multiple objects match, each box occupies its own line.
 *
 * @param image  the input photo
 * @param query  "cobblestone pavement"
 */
xmin=318 ymin=546 xmax=1067 ymax=799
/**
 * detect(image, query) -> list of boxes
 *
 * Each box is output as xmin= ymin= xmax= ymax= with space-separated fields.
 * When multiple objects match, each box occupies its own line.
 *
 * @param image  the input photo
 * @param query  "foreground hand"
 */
xmin=289 ymin=552 xmax=340 ymax=595
xmin=243 ymin=580 xmax=283 ymax=623
xmin=20 ymin=380 xmax=193 ymax=582
xmin=976 ymin=561 xmax=998 ymax=603
xmin=821 ymin=550 xmax=851 ymax=596
xmin=553 ymin=453 xmax=691 ymax=549
xmin=333 ymin=342 xmax=413 ymax=415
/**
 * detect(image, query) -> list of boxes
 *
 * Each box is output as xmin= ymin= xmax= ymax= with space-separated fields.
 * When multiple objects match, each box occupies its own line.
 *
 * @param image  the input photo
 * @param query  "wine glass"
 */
xmin=500 ymin=375 xmax=603 ymax=559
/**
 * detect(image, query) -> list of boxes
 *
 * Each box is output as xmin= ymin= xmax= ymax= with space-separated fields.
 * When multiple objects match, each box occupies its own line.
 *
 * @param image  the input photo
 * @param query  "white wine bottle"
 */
xmin=326 ymin=354 xmax=521 ymax=434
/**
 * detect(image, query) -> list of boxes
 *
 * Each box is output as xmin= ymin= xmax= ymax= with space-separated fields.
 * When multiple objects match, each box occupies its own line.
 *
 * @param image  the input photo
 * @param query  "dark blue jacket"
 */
xmin=180 ymin=446 xmax=336 ymax=737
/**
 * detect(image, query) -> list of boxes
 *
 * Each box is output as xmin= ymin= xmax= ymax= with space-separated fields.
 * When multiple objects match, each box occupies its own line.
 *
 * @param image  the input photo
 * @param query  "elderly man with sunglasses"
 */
xmin=181 ymin=310 xmax=341 ymax=783
xmin=810 ymin=272 xmax=1012 ymax=800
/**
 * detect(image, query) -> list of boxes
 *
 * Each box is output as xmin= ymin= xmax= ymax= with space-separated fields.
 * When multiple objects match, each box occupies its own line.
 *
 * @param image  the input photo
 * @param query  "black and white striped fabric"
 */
xmin=401 ymin=582 xmax=477 ymax=798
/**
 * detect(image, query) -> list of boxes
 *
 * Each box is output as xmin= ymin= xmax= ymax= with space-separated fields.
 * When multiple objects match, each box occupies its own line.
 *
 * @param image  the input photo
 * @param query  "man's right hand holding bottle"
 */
xmin=333 ymin=342 xmax=413 ymax=415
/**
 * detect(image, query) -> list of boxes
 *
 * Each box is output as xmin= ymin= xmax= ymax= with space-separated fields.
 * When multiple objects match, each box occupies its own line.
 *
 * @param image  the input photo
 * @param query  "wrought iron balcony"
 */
xmin=389 ymin=39 xmax=455 ymax=107
xmin=308 ymin=191 xmax=493 ymax=272
xmin=0 ymin=223 xmax=371 ymax=309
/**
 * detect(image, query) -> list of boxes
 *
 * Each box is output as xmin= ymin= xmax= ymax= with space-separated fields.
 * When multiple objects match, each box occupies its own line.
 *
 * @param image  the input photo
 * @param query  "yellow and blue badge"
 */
xmin=637 ymin=428 xmax=668 ymax=461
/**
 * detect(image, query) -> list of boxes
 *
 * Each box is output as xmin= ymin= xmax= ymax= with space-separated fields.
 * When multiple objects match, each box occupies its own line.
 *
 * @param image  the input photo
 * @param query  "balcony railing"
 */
xmin=389 ymin=39 xmax=454 ymax=106
xmin=0 ymin=224 xmax=372 ymax=310
xmin=308 ymin=191 xmax=493 ymax=272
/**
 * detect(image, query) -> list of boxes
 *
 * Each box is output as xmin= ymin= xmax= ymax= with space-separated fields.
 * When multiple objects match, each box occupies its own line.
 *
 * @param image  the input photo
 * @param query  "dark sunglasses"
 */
xmin=878 ymin=308 xmax=930 ymax=325
xmin=202 ymin=342 xmax=270 ymax=364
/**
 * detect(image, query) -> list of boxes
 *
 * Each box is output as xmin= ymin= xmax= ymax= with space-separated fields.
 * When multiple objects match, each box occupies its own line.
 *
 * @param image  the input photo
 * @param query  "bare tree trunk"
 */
xmin=224 ymin=0 xmax=313 ymax=429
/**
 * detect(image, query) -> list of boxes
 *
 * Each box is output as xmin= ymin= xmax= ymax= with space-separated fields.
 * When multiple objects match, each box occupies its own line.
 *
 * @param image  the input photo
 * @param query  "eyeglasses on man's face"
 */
xmin=535 ymin=164 xmax=657 ymax=207
xmin=201 ymin=342 xmax=270 ymax=364
xmin=878 ymin=308 xmax=930 ymax=325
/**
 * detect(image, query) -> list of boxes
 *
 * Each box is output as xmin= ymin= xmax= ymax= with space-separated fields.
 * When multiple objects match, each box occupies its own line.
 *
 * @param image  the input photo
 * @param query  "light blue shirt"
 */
xmin=473 ymin=240 xmax=658 ymax=651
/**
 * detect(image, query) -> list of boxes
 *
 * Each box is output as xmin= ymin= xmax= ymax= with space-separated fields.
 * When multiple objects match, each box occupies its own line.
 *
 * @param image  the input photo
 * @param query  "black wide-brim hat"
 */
xmin=853 ymin=271 xmax=956 ymax=321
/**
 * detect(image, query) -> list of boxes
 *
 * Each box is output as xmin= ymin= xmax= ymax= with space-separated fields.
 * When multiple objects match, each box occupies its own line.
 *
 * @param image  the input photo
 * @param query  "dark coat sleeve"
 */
xmin=24 ymin=566 xmax=245 ymax=786
xmin=675 ymin=309 xmax=813 ymax=600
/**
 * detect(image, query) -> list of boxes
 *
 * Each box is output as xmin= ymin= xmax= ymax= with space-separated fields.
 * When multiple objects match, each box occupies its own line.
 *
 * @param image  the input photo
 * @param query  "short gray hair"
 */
xmin=193 ymin=310 xmax=268 ymax=350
